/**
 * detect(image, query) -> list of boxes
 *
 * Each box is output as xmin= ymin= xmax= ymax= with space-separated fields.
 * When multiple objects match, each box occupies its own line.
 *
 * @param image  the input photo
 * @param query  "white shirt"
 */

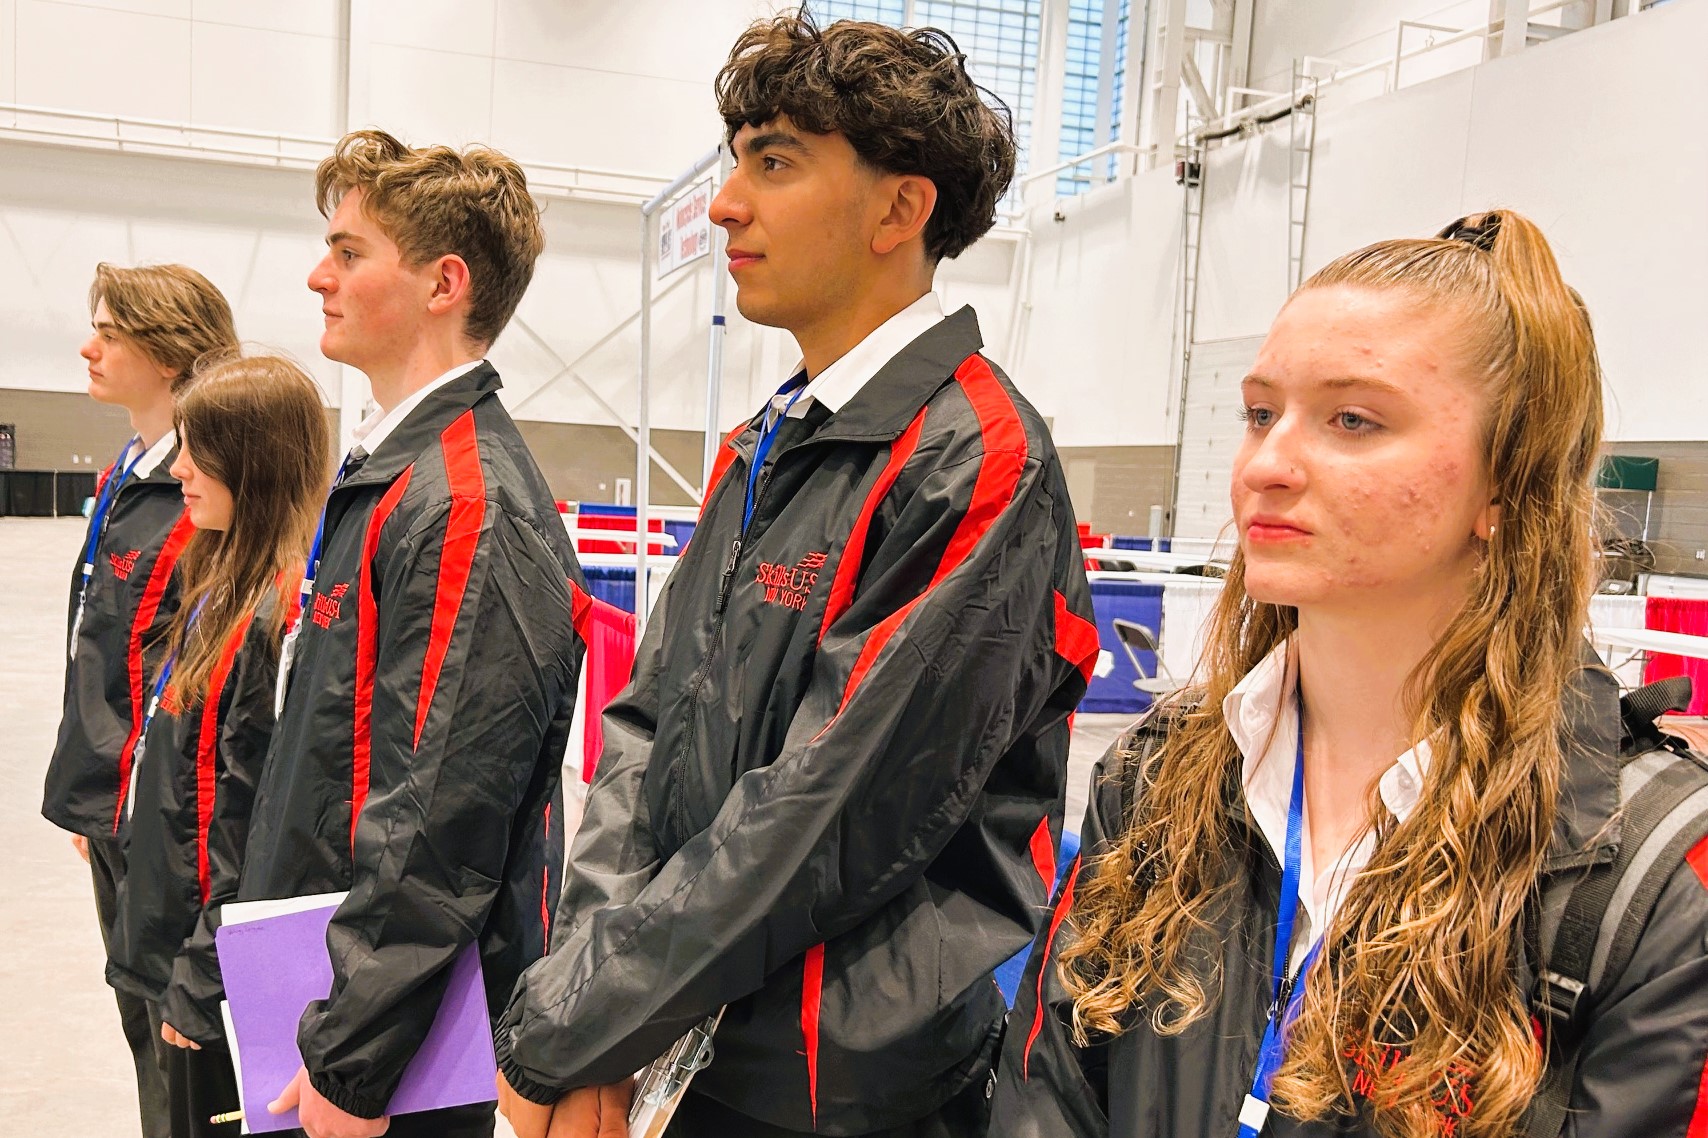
xmin=350 ymin=360 xmax=485 ymax=458
xmin=131 ymin=429 xmax=177 ymax=478
xmin=770 ymin=292 xmax=947 ymax=421
xmin=1224 ymin=639 xmax=1432 ymax=971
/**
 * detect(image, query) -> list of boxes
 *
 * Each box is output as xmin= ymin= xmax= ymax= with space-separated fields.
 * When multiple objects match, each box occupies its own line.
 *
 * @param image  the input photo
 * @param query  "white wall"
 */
xmin=1009 ymin=168 xmax=1182 ymax=447
xmin=0 ymin=136 xmax=790 ymax=439
xmin=0 ymin=0 xmax=775 ymax=177
xmin=0 ymin=0 xmax=1026 ymax=460
xmin=1245 ymin=0 xmax=1602 ymax=103
xmin=1019 ymin=0 xmax=1708 ymax=457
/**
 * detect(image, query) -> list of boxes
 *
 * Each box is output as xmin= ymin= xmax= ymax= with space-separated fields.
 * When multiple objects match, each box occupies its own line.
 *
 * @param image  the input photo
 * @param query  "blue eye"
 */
xmin=1237 ymin=406 xmax=1275 ymax=428
xmin=1337 ymin=411 xmax=1377 ymax=432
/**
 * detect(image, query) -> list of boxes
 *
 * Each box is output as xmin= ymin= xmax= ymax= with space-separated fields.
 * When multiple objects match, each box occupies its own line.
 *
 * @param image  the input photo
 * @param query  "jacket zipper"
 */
xmin=668 ymin=464 xmax=773 ymax=838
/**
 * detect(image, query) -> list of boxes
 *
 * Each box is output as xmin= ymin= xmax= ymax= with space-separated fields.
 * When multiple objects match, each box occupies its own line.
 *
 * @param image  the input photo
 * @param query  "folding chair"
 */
xmin=1111 ymin=618 xmax=1179 ymax=695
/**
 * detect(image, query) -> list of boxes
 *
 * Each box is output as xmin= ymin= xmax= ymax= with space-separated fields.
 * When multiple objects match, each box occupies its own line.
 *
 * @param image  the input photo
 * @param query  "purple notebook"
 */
xmin=215 ymin=899 xmax=497 ymax=1133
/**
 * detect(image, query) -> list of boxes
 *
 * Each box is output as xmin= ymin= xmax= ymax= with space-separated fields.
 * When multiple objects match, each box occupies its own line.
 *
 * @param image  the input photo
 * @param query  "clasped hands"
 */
xmin=498 ymin=1070 xmax=634 ymax=1138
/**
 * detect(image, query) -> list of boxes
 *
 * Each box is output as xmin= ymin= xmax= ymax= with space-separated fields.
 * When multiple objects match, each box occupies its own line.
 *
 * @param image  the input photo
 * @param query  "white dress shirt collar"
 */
xmin=776 ymin=292 xmax=947 ymax=419
xmin=350 ymin=360 xmax=485 ymax=457
xmin=1223 ymin=638 xmax=1432 ymax=962
xmin=131 ymin=429 xmax=177 ymax=478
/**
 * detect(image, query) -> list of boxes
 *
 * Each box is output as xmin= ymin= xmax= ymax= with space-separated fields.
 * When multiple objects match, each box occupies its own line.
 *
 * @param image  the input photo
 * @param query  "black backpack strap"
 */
xmin=1526 ymin=756 xmax=1708 ymax=1136
xmin=1620 ymin=675 xmax=1693 ymax=754
xmin=1525 ymin=678 xmax=1708 ymax=1137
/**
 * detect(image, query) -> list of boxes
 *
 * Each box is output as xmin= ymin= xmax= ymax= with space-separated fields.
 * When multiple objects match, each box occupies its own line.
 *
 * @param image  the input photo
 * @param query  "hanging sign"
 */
xmin=656 ymin=178 xmax=714 ymax=278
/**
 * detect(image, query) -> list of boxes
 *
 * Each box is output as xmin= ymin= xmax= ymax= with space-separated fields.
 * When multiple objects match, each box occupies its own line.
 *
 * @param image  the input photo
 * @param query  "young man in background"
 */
xmin=42 ymin=262 xmax=238 ymax=1138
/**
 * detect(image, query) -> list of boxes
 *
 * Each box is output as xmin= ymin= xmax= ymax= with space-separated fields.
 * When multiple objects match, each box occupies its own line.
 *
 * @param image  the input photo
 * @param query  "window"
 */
xmin=1056 ymin=0 xmax=1132 ymax=195
xmin=915 ymin=0 xmax=1042 ymax=186
xmin=809 ymin=0 xmax=906 ymax=21
xmin=810 ymin=0 xmax=1043 ymax=191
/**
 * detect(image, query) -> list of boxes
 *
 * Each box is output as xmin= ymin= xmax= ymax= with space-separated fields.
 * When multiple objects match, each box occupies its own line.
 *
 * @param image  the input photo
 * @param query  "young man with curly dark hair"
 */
xmin=497 ymin=14 xmax=1096 ymax=1138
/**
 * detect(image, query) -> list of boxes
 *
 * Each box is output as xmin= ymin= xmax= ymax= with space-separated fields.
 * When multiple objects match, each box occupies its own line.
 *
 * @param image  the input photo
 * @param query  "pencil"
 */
xmin=209 ymin=1109 xmax=243 ymax=1124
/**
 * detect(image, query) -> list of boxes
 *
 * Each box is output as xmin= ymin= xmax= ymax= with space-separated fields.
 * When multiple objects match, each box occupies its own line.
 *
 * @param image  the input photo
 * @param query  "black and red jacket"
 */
xmin=107 ymin=587 xmax=289 ymax=1044
xmin=43 ymin=444 xmax=194 ymax=840
xmin=236 ymin=364 xmax=587 ymax=1119
xmin=496 ymin=308 xmax=1098 ymax=1134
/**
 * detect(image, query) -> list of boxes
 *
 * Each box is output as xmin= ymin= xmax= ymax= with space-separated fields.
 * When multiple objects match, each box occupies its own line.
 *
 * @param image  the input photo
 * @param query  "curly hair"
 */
xmin=715 ymin=11 xmax=1015 ymax=262
xmin=88 ymin=263 xmax=238 ymax=390
xmin=315 ymin=129 xmax=544 ymax=348
xmin=1060 ymin=210 xmax=1604 ymax=1138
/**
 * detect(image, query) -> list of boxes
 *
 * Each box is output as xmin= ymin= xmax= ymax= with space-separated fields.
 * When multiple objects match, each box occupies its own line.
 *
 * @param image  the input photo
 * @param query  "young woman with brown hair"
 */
xmin=106 ymin=354 xmax=331 ymax=1138
xmin=993 ymin=210 xmax=1708 ymax=1138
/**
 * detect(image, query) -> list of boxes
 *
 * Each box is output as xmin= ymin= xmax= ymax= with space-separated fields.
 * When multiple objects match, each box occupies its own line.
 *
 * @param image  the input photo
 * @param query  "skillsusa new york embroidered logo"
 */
xmin=1342 ymin=1036 xmax=1475 ymax=1135
xmin=312 ymin=582 xmax=350 ymax=629
xmin=109 ymin=549 xmax=143 ymax=580
xmin=755 ymin=551 xmax=827 ymax=612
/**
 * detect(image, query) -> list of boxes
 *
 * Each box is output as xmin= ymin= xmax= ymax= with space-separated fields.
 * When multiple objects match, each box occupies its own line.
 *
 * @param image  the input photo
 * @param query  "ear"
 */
xmin=425 ymin=254 xmax=473 ymax=319
xmin=870 ymin=173 xmax=938 ymax=258
xmin=1474 ymin=501 xmax=1502 ymax=542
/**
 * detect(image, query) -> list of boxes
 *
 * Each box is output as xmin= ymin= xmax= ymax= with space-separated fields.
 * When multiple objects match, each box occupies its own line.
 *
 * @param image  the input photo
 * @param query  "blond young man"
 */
xmin=238 ymin=130 xmax=587 ymax=1138
xmin=42 ymin=263 xmax=238 ymax=1138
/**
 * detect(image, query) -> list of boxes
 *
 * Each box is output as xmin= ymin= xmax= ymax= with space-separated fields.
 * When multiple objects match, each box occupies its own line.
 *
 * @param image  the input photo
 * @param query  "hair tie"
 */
xmin=1438 ymin=213 xmax=1501 ymax=252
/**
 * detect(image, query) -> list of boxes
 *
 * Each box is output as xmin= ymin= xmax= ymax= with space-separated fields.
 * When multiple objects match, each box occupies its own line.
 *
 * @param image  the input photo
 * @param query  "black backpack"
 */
xmin=1525 ymin=676 xmax=1708 ymax=1136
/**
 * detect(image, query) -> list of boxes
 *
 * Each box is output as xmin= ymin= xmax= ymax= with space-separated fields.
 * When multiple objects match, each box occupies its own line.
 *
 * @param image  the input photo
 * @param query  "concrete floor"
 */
xmin=0 ymin=516 xmax=1130 ymax=1136
xmin=2 ymin=517 xmax=142 ymax=1135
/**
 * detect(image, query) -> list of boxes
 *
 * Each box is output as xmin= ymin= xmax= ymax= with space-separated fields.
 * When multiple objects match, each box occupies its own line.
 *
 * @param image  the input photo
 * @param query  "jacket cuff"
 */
xmin=158 ymin=979 xmax=224 ymax=1048
xmin=308 ymin=1070 xmax=390 ymax=1121
xmin=494 ymin=1029 xmax=568 ymax=1106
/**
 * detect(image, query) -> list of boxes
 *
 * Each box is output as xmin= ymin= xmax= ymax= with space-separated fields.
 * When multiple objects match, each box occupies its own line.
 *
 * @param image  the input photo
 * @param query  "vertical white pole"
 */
xmin=702 ymin=148 xmax=735 ymax=490
xmin=636 ymin=211 xmax=654 ymax=633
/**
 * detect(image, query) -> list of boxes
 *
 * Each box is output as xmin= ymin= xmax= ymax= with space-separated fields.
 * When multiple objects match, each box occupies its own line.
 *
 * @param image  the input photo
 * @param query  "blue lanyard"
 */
xmin=81 ymin=437 xmax=146 ymax=587
xmin=138 ymin=652 xmax=178 ymax=754
xmin=1238 ymin=707 xmax=1324 ymax=1138
xmin=743 ymin=373 xmax=808 ymax=531
xmin=139 ymin=595 xmax=208 ymax=736
xmin=299 ymin=451 xmax=360 ymax=612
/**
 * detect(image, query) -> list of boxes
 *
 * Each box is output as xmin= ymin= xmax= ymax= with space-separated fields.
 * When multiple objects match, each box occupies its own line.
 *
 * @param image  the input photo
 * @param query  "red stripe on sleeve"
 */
xmin=816 ymin=355 xmax=1028 ymax=735
xmin=1054 ymin=590 xmax=1100 ymax=684
xmin=701 ymin=423 xmax=750 ymax=515
xmin=923 ymin=357 xmax=1027 ymax=592
xmin=1023 ymin=855 xmax=1080 ymax=1078
xmin=1028 ymin=816 xmax=1056 ymax=891
xmin=112 ymin=512 xmax=196 ymax=833
xmin=801 ymin=942 xmax=826 ymax=1125
xmin=1686 ymin=834 xmax=1708 ymax=889
xmin=353 ymin=467 xmax=413 ymax=856
xmin=194 ymin=613 xmax=255 ymax=905
xmin=414 ymin=412 xmax=488 ymax=750
xmin=817 ymin=409 xmax=929 ymax=646
xmin=541 ymin=802 xmax=553 ymax=947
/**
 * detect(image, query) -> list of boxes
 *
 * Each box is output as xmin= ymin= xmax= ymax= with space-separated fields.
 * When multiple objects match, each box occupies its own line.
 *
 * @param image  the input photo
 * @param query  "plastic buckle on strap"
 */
xmin=1536 ymin=970 xmax=1586 ymax=1025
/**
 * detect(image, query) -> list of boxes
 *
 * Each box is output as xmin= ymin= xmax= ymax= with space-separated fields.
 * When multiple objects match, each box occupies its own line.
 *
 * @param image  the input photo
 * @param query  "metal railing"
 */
xmin=1033 ymin=0 xmax=1607 ymax=194
xmin=1178 ymin=0 xmax=1581 ymax=147
xmin=0 ymin=102 xmax=673 ymax=204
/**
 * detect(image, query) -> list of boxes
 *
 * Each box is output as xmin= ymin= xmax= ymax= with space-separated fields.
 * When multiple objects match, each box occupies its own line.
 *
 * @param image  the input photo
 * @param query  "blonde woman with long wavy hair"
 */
xmin=991 ymin=210 xmax=1708 ymax=1138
